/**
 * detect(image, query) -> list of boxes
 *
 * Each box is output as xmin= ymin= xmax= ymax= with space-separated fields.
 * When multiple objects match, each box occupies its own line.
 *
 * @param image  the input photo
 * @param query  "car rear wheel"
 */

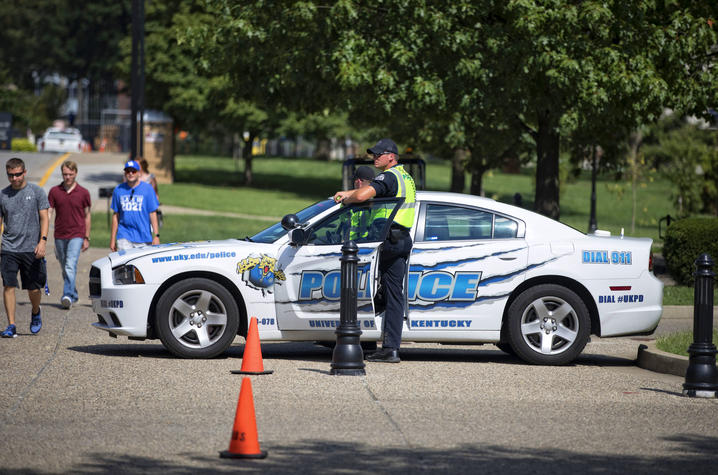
xmin=155 ymin=278 xmax=239 ymax=358
xmin=507 ymin=284 xmax=590 ymax=365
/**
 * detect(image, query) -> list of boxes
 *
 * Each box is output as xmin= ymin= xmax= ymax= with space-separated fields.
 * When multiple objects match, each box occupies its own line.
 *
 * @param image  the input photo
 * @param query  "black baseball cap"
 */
xmin=367 ymin=138 xmax=398 ymax=156
xmin=353 ymin=165 xmax=375 ymax=181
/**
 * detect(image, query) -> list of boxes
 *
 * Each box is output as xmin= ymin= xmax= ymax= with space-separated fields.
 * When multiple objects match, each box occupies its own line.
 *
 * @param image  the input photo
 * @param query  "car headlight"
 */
xmin=112 ymin=265 xmax=145 ymax=285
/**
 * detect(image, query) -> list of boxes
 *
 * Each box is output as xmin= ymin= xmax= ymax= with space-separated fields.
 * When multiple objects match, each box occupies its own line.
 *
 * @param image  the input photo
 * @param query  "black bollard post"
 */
xmin=330 ymin=241 xmax=366 ymax=375
xmin=683 ymin=254 xmax=718 ymax=398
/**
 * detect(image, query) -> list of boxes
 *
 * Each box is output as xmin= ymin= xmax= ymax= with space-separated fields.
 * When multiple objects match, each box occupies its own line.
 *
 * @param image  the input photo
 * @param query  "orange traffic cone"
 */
xmin=231 ymin=317 xmax=273 ymax=375
xmin=219 ymin=378 xmax=268 ymax=459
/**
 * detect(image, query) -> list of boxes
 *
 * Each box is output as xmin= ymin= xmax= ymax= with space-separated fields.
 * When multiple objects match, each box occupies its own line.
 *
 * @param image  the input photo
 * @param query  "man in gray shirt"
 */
xmin=1 ymin=158 xmax=50 ymax=338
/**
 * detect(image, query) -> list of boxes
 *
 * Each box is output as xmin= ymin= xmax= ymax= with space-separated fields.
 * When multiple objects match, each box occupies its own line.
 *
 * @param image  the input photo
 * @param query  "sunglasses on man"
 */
xmin=7 ymin=171 xmax=25 ymax=178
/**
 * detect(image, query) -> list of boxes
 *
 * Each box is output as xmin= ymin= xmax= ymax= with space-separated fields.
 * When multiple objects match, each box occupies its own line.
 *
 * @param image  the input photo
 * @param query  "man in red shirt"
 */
xmin=48 ymin=161 xmax=91 ymax=309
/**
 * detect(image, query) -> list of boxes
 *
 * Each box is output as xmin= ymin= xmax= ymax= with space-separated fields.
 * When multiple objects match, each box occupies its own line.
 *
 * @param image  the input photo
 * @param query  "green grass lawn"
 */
xmin=663 ymin=286 xmax=718 ymax=306
xmin=656 ymin=330 xmax=718 ymax=356
xmin=161 ymin=155 xmax=676 ymax=243
xmin=89 ymin=212 xmax=272 ymax=248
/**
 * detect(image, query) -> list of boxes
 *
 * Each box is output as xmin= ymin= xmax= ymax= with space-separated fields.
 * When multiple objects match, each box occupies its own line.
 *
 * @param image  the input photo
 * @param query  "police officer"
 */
xmin=347 ymin=166 xmax=375 ymax=241
xmin=333 ymin=138 xmax=416 ymax=363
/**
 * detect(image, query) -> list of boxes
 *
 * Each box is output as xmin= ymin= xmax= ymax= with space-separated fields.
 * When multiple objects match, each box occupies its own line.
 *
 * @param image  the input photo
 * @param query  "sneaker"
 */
xmin=61 ymin=296 xmax=72 ymax=309
xmin=30 ymin=309 xmax=42 ymax=334
xmin=1 ymin=324 xmax=17 ymax=338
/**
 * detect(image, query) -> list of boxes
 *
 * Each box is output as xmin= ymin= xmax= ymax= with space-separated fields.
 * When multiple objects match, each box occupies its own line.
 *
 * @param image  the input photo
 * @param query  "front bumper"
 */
xmin=90 ymin=259 xmax=160 ymax=338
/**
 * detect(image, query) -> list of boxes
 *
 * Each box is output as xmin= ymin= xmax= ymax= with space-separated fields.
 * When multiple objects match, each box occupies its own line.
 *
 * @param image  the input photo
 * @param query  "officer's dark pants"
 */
xmin=379 ymin=228 xmax=412 ymax=350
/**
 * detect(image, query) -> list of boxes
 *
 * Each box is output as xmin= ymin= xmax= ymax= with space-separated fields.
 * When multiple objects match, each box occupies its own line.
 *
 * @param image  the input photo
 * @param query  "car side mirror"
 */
xmin=281 ymin=213 xmax=300 ymax=230
xmin=288 ymin=228 xmax=307 ymax=246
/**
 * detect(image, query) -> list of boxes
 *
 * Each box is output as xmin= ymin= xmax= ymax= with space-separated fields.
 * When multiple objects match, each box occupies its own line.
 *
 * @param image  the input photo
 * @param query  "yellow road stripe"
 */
xmin=39 ymin=152 xmax=70 ymax=187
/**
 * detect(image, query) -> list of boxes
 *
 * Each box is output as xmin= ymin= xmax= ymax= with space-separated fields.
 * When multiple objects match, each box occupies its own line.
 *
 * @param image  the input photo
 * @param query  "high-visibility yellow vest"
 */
xmin=386 ymin=165 xmax=416 ymax=229
xmin=349 ymin=209 xmax=370 ymax=240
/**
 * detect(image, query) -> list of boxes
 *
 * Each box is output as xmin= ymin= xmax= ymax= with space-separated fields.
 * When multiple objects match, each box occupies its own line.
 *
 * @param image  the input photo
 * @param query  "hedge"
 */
xmin=10 ymin=138 xmax=37 ymax=152
xmin=663 ymin=217 xmax=718 ymax=286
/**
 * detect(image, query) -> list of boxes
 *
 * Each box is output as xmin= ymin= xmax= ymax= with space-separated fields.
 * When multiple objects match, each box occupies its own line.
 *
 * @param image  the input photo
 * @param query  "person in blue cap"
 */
xmin=333 ymin=138 xmax=416 ymax=363
xmin=109 ymin=159 xmax=160 ymax=251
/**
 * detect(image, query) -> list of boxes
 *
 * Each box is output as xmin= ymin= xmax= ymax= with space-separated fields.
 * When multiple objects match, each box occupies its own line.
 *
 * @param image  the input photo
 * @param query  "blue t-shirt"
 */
xmin=111 ymin=181 xmax=159 ymax=243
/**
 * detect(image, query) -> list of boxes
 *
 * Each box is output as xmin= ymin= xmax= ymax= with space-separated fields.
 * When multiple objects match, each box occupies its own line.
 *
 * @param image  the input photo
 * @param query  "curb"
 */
xmin=636 ymin=340 xmax=688 ymax=377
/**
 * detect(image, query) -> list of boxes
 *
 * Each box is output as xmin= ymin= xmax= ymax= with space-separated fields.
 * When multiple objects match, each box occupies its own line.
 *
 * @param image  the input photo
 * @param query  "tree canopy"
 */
xmin=1 ymin=1 xmax=716 ymax=218
xmin=177 ymin=0 xmax=717 ymax=217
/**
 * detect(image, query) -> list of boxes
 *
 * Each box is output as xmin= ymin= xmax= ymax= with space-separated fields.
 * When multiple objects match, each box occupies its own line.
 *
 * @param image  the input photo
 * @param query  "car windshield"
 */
xmin=250 ymin=199 xmax=336 ymax=243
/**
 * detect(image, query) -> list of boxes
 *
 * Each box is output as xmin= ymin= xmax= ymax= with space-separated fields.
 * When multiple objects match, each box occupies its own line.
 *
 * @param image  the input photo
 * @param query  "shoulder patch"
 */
xmin=375 ymin=174 xmax=385 ymax=181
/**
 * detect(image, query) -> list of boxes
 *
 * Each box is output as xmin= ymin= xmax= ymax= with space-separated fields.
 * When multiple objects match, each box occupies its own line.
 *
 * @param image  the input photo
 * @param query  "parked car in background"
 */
xmin=38 ymin=127 xmax=86 ymax=153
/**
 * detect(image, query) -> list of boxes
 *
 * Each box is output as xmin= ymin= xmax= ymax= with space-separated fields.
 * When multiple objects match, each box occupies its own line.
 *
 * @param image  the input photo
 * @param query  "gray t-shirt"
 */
xmin=0 ymin=183 xmax=50 ymax=253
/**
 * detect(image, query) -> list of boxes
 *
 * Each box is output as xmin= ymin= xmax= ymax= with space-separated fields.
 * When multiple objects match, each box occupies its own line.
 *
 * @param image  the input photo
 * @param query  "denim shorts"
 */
xmin=0 ymin=252 xmax=47 ymax=290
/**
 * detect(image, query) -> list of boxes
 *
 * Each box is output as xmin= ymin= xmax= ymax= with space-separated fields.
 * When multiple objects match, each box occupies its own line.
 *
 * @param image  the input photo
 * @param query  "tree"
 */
xmin=0 ymin=0 xmax=130 ymax=131
xmin=175 ymin=1 xmax=718 ymax=214
xmin=644 ymin=117 xmax=718 ymax=216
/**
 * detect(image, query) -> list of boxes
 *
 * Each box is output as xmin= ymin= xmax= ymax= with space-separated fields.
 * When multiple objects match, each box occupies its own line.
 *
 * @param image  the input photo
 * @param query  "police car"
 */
xmin=89 ymin=191 xmax=663 ymax=365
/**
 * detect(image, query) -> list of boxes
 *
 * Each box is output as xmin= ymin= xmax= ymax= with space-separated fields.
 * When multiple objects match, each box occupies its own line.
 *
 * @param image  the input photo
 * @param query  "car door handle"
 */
xmin=499 ymin=257 xmax=517 ymax=261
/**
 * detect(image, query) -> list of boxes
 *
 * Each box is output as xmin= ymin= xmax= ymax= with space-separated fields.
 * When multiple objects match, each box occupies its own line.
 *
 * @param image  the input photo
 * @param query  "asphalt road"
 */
xmin=1 ymin=151 xmax=716 ymax=473
xmin=0 ymin=150 xmax=125 ymax=200
xmin=1 ymin=243 xmax=716 ymax=474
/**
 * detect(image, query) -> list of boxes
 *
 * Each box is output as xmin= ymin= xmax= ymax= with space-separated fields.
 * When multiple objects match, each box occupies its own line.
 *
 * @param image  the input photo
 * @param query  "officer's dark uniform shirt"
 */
xmin=369 ymin=168 xmax=399 ymax=199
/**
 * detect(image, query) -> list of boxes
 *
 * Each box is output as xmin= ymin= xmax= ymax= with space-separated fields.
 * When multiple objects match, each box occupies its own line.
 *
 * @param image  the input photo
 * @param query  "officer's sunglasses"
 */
xmin=7 ymin=171 xmax=24 ymax=178
xmin=371 ymin=152 xmax=389 ymax=159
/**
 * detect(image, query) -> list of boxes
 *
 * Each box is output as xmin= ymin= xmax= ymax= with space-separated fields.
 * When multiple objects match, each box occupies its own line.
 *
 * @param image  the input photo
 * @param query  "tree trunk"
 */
xmin=233 ymin=132 xmax=241 ymax=172
xmin=315 ymin=138 xmax=331 ymax=161
xmin=450 ymin=148 xmax=467 ymax=193
xmin=242 ymin=134 xmax=255 ymax=185
xmin=628 ymin=130 xmax=643 ymax=234
xmin=534 ymin=113 xmax=560 ymax=220
xmin=470 ymin=169 xmax=486 ymax=196
xmin=468 ymin=154 xmax=487 ymax=196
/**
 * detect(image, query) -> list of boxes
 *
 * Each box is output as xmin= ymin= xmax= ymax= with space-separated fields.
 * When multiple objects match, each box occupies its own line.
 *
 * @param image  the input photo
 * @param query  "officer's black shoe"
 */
xmin=366 ymin=347 xmax=400 ymax=363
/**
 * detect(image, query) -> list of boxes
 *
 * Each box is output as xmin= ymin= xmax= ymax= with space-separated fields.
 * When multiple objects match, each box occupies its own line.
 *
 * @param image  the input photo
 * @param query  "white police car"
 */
xmin=89 ymin=191 xmax=663 ymax=365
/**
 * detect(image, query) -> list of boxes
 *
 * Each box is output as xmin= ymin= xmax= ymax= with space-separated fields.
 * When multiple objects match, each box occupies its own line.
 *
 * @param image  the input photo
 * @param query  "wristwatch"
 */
xmin=41 ymin=236 xmax=47 ymax=241
xmin=84 ymin=236 xmax=90 ymax=241
xmin=155 ymin=233 xmax=160 ymax=238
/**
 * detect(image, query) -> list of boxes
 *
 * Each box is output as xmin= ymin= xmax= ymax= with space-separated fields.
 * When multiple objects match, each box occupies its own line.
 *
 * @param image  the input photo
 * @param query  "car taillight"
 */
xmin=649 ymin=252 xmax=653 ymax=272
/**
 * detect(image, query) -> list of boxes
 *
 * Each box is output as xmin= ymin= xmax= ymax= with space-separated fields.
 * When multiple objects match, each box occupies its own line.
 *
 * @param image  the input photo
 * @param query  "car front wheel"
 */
xmin=155 ymin=278 xmax=240 ymax=358
xmin=507 ymin=284 xmax=590 ymax=365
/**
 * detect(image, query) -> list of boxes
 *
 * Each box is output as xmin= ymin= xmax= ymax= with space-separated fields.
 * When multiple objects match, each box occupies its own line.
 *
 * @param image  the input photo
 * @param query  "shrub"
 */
xmin=663 ymin=217 xmax=718 ymax=285
xmin=10 ymin=138 xmax=37 ymax=152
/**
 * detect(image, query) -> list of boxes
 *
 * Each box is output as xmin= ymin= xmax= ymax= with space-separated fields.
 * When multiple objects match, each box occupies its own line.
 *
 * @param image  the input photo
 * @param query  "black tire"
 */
xmin=507 ymin=284 xmax=590 ymax=365
xmin=495 ymin=342 xmax=516 ymax=356
xmin=155 ymin=278 xmax=240 ymax=358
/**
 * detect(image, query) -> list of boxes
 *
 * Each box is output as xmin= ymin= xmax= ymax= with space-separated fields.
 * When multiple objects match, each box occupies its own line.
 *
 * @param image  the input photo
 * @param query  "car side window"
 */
xmin=422 ymin=204 xmax=518 ymax=241
xmin=305 ymin=201 xmax=397 ymax=246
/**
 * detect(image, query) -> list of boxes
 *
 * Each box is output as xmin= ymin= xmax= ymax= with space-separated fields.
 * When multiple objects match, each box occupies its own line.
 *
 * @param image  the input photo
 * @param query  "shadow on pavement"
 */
xmin=67 ymin=344 xmax=177 ymax=359
xmin=6 ymin=434 xmax=715 ymax=474
xmin=67 ymin=340 xmax=635 ymax=368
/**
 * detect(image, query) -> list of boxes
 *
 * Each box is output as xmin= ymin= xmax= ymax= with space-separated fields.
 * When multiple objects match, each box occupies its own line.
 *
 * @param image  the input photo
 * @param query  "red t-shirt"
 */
xmin=48 ymin=183 xmax=91 ymax=239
